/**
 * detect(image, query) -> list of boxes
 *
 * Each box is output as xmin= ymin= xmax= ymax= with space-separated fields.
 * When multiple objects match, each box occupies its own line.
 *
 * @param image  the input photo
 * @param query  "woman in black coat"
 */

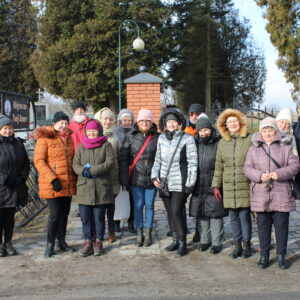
xmin=0 ymin=115 xmax=30 ymax=257
xmin=189 ymin=115 xmax=227 ymax=254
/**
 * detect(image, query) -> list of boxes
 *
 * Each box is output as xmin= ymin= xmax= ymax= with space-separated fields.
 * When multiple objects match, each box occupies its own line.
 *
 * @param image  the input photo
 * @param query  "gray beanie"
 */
xmin=259 ymin=117 xmax=278 ymax=132
xmin=196 ymin=113 xmax=212 ymax=130
xmin=0 ymin=115 xmax=13 ymax=129
xmin=117 ymin=109 xmax=134 ymax=123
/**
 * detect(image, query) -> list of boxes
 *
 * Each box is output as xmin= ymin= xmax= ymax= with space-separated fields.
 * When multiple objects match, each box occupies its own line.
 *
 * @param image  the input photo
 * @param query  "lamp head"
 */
xmin=132 ymin=37 xmax=145 ymax=51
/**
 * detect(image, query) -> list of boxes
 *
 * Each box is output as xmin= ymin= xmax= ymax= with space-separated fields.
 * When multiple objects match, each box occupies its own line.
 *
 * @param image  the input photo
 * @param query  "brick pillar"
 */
xmin=124 ymin=72 xmax=162 ymax=126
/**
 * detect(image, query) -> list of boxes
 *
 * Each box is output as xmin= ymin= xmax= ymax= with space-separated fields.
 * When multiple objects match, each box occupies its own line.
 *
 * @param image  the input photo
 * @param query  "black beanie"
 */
xmin=189 ymin=103 xmax=205 ymax=114
xmin=196 ymin=114 xmax=212 ymax=130
xmin=53 ymin=111 xmax=69 ymax=124
xmin=165 ymin=113 xmax=181 ymax=124
xmin=72 ymin=101 xmax=86 ymax=111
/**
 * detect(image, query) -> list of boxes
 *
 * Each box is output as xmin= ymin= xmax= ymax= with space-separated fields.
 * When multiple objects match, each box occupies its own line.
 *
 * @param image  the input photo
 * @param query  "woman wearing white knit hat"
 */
xmin=275 ymin=108 xmax=298 ymax=156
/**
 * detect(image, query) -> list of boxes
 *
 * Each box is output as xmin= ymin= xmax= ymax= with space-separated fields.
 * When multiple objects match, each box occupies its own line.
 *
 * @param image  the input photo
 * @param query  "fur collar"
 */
xmin=34 ymin=126 xmax=73 ymax=139
xmin=217 ymin=109 xmax=248 ymax=141
xmin=251 ymin=132 xmax=288 ymax=147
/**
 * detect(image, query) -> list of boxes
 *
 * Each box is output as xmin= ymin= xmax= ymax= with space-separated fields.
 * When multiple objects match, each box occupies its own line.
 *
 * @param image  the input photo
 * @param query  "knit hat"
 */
xmin=196 ymin=113 xmax=212 ymax=130
xmin=94 ymin=108 xmax=115 ymax=125
xmin=86 ymin=119 xmax=100 ymax=131
xmin=72 ymin=101 xmax=86 ymax=111
xmin=189 ymin=103 xmax=205 ymax=114
xmin=259 ymin=117 xmax=278 ymax=132
xmin=276 ymin=108 xmax=292 ymax=124
xmin=0 ymin=115 xmax=13 ymax=129
xmin=117 ymin=109 xmax=134 ymax=123
xmin=53 ymin=111 xmax=69 ymax=124
xmin=165 ymin=113 xmax=181 ymax=124
xmin=137 ymin=109 xmax=153 ymax=122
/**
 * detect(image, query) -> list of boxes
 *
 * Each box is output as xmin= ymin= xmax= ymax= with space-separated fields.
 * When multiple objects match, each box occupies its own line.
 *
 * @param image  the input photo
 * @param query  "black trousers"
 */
xmin=128 ymin=191 xmax=134 ymax=223
xmin=46 ymin=197 xmax=72 ymax=243
xmin=256 ymin=211 xmax=290 ymax=256
xmin=162 ymin=192 xmax=187 ymax=242
xmin=0 ymin=207 xmax=16 ymax=244
xmin=105 ymin=203 xmax=118 ymax=231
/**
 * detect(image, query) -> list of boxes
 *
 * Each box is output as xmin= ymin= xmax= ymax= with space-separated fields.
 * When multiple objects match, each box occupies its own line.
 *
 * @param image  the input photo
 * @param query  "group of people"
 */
xmin=1 ymin=100 xmax=300 ymax=271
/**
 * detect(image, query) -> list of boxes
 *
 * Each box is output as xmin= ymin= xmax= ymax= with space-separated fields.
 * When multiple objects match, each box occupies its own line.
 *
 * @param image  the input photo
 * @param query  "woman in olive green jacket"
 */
xmin=73 ymin=119 xmax=114 ymax=257
xmin=212 ymin=109 xmax=252 ymax=259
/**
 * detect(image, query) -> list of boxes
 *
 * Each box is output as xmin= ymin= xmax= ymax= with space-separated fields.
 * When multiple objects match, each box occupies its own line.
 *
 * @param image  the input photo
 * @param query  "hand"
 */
xmin=153 ymin=178 xmax=161 ymax=188
xmin=213 ymin=187 xmax=222 ymax=201
xmin=269 ymin=172 xmax=278 ymax=181
xmin=261 ymin=172 xmax=270 ymax=182
xmin=82 ymin=167 xmax=92 ymax=178
xmin=51 ymin=178 xmax=62 ymax=192
xmin=185 ymin=186 xmax=193 ymax=195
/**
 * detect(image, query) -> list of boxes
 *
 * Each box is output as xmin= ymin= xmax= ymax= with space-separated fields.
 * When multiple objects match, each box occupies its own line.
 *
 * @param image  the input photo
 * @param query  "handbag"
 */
xmin=114 ymin=187 xmax=130 ymax=220
xmin=261 ymin=145 xmax=300 ymax=198
xmin=158 ymin=133 xmax=184 ymax=198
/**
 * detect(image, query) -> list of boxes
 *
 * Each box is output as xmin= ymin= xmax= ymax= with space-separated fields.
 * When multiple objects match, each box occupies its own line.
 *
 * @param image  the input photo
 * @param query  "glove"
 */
xmin=185 ymin=186 xmax=194 ymax=195
xmin=51 ymin=178 xmax=62 ymax=192
xmin=213 ymin=187 xmax=222 ymax=201
xmin=82 ymin=167 xmax=92 ymax=178
xmin=4 ymin=175 xmax=15 ymax=187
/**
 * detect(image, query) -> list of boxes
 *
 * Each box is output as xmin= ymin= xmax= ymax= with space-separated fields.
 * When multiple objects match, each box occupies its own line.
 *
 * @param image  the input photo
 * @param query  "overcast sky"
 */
xmin=233 ymin=0 xmax=295 ymax=111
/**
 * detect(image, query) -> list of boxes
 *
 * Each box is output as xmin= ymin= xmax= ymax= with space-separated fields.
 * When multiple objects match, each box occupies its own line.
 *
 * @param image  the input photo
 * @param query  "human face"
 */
xmin=277 ymin=119 xmax=290 ymax=132
xmin=189 ymin=112 xmax=200 ymax=125
xmin=226 ymin=117 xmax=240 ymax=135
xmin=166 ymin=120 xmax=179 ymax=132
xmin=54 ymin=120 xmax=68 ymax=132
xmin=120 ymin=117 xmax=132 ymax=128
xmin=138 ymin=120 xmax=152 ymax=132
xmin=199 ymin=128 xmax=212 ymax=138
xmin=86 ymin=129 xmax=99 ymax=138
xmin=261 ymin=127 xmax=276 ymax=144
xmin=0 ymin=125 xmax=13 ymax=137
xmin=74 ymin=108 xmax=86 ymax=116
xmin=101 ymin=117 xmax=113 ymax=129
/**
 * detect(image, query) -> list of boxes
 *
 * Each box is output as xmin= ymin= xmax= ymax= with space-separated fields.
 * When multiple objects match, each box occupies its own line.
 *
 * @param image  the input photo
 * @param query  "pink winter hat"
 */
xmin=137 ymin=109 xmax=153 ymax=122
xmin=86 ymin=119 xmax=100 ymax=131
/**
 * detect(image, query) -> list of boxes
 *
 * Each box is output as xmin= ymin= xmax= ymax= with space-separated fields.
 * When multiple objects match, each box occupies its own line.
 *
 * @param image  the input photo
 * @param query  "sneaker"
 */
xmin=5 ymin=242 xmax=17 ymax=255
xmin=79 ymin=241 xmax=93 ymax=257
xmin=93 ymin=240 xmax=104 ymax=256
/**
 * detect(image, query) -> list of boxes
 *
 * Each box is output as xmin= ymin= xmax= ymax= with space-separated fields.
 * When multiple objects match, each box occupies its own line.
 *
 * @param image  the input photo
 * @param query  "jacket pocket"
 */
xmin=77 ymin=178 xmax=87 ymax=187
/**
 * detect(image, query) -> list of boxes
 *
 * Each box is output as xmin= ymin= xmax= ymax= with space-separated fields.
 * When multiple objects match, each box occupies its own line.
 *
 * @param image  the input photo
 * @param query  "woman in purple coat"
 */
xmin=244 ymin=117 xmax=300 ymax=270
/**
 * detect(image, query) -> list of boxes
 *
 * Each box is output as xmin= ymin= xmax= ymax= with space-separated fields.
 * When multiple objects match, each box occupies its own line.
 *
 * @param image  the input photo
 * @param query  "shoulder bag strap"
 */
xmin=261 ymin=145 xmax=281 ymax=168
xmin=129 ymin=134 xmax=153 ymax=176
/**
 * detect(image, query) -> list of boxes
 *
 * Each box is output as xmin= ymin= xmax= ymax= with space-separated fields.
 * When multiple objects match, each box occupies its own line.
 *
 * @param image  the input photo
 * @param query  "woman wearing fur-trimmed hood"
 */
xmin=212 ymin=108 xmax=252 ymax=259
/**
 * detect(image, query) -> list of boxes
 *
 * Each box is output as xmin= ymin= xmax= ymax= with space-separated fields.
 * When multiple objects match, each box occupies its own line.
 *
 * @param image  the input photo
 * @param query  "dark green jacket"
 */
xmin=72 ymin=142 xmax=114 ymax=205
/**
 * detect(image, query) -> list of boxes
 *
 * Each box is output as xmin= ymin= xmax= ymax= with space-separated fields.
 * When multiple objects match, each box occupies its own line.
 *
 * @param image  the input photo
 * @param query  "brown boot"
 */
xmin=79 ymin=241 xmax=93 ymax=257
xmin=93 ymin=240 xmax=104 ymax=256
xmin=108 ymin=230 xmax=116 ymax=243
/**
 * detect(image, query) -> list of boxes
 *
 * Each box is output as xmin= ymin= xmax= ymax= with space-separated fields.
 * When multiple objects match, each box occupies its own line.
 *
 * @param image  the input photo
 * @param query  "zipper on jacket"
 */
xmin=268 ymin=145 xmax=271 ymax=205
xmin=53 ymin=163 xmax=56 ymax=175
xmin=201 ymin=144 xmax=207 ymax=214
xmin=233 ymin=138 xmax=237 ymax=208
xmin=59 ymin=138 xmax=71 ymax=194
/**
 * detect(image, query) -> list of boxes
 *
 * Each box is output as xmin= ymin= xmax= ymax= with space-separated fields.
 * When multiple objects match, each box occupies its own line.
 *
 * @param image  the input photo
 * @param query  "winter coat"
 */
xmin=69 ymin=117 xmax=90 ymax=150
xmin=184 ymin=120 xmax=197 ymax=137
xmin=0 ymin=136 xmax=30 ymax=208
xmin=190 ymin=129 xmax=227 ymax=218
xmin=119 ymin=123 xmax=159 ymax=188
xmin=292 ymin=120 xmax=300 ymax=185
xmin=244 ymin=132 xmax=300 ymax=212
xmin=114 ymin=126 xmax=132 ymax=147
xmin=151 ymin=130 xmax=198 ymax=192
xmin=34 ymin=127 xmax=77 ymax=199
xmin=72 ymin=141 xmax=115 ymax=205
xmin=212 ymin=109 xmax=252 ymax=209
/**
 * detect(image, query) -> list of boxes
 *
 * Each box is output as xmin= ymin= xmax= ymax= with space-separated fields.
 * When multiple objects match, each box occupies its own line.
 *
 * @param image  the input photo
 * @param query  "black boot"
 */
xmin=57 ymin=238 xmax=75 ymax=252
xmin=257 ymin=254 xmax=270 ymax=269
xmin=242 ymin=240 xmax=252 ymax=258
xmin=176 ymin=240 xmax=187 ymax=257
xmin=136 ymin=228 xmax=144 ymax=247
xmin=144 ymin=228 xmax=153 ymax=247
xmin=128 ymin=220 xmax=137 ymax=233
xmin=0 ymin=244 xmax=7 ymax=257
xmin=278 ymin=255 xmax=289 ymax=269
xmin=192 ymin=230 xmax=200 ymax=243
xmin=230 ymin=240 xmax=242 ymax=259
xmin=44 ymin=243 xmax=55 ymax=257
xmin=165 ymin=232 xmax=179 ymax=251
xmin=4 ymin=241 xmax=17 ymax=256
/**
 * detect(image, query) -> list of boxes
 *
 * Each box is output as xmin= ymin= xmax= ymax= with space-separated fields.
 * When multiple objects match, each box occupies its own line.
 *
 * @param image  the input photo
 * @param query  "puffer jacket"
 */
xmin=34 ymin=127 xmax=77 ymax=199
xmin=212 ymin=109 xmax=252 ymax=209
xmin=151 ymin=130 xmax=197 ymax=192
xmin=0 ymin=136 xmax=30 ymax=208
xmin=72 ymin=141 xmax=114 ymax=205
xmin=190 ymin=129 xmax=227 ymax=218
xmin=119 ymin=123 xmax=159 ymax=188
xmin=244 ymin=132 xmax=300 ymax=212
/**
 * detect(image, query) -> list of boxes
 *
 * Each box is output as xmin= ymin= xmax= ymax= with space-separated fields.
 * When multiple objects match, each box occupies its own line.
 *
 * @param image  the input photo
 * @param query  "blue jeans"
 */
xmin=131 ymin=186 xmax=156 ymax=229
xmin=229 ymin=208 xmax=252 ymax=242
xmin=79 ymin=204 xmax=106 ymax=241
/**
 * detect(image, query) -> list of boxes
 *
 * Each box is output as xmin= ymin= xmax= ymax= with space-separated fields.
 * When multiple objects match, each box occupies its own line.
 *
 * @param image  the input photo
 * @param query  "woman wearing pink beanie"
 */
xmin=119 ymin=109 xmax=159 ymax=247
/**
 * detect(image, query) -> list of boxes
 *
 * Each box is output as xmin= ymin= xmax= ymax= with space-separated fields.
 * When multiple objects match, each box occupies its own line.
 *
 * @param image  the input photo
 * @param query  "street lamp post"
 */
xmin=118 ymin=20 xmax=145 ymax=112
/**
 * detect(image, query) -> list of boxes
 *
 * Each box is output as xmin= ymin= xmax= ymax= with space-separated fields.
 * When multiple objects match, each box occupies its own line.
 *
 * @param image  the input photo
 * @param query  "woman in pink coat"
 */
xmin=244 ymin=117 xmax=300 ymax=270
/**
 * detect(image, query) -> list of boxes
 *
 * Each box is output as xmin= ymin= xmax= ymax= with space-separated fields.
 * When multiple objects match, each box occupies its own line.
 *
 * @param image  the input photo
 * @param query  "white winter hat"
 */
xmin=275 ymin=108 xmax=292 ymax=125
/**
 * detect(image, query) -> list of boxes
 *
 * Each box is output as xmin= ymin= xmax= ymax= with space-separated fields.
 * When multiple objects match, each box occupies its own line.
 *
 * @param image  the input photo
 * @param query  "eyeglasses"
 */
xmin=226 ymin=120 xmax=239 ymax=125
xmin=189 ymin=112 xmax=200 ymax=117
xmin=138 ymin=120 xmax=152 ymax=123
